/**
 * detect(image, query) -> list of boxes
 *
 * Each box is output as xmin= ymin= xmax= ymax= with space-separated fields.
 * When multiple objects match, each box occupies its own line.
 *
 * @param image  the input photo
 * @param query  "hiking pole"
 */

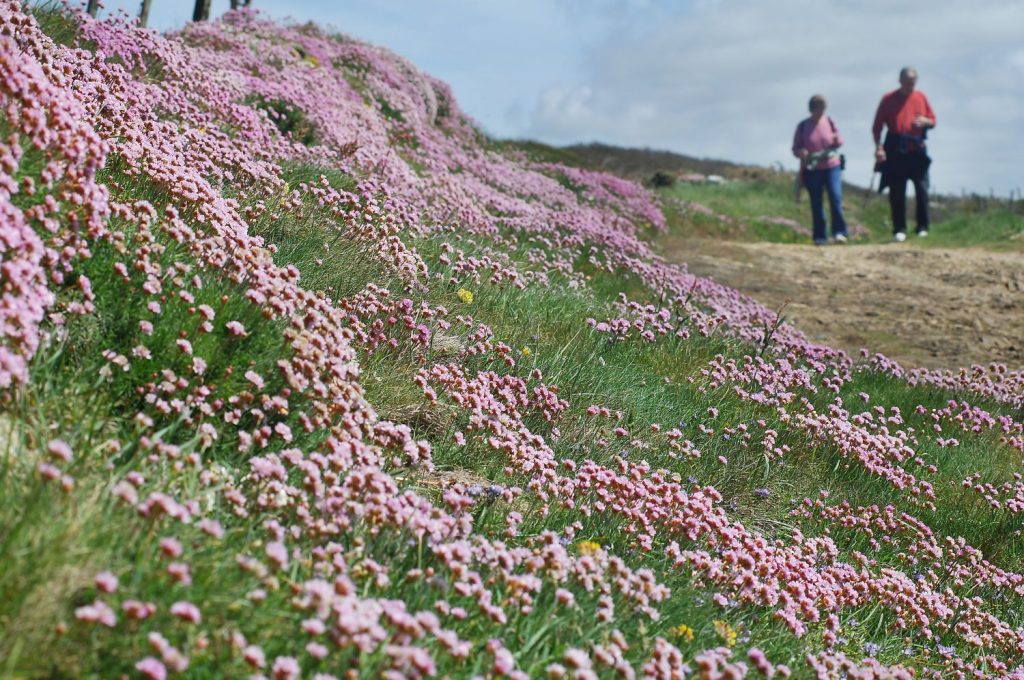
xmin=863 ymin=168 xmax=877 ymax=207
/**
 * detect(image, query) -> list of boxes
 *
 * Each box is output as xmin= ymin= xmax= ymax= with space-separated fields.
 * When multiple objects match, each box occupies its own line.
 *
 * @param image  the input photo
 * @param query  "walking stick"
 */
xmin=863 ymin=168 xmax=877 ymax=207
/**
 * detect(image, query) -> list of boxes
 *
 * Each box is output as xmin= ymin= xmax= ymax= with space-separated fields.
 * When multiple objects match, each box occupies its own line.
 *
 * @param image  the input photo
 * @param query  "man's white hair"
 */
xmin=899 ymin=66 xmax=918 ymax=81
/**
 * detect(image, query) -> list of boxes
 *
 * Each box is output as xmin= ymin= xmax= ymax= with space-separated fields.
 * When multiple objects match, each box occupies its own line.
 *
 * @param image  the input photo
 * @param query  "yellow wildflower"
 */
xmin=456 ymin=288 xmax=473 ymax=304
xmin=671 ymin=624 xmax=695 ymax=642
xmin=306 ymin=55 xmax=320 ymax=68
xmin=521 ymin=346 xmax=532 ymax=357
xmin=576 ymin=540 xmax=601 ymax=556
xmin=713 ymin=620 xmax=737 ymax=647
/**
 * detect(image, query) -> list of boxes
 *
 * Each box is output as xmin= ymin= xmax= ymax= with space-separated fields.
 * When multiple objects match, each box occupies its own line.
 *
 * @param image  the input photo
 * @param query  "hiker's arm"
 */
xmin=831 ymin=121 xmax=843 ymax=149
xmin=871 ymin=99 xmax=885 ymax=147
xmin=792 ymin=124 xmax=808 ymax=158
xmin=915 ymin=96 xmax=936 ymax=130
xmin=872 ymin=99 xmax=886 ymax=160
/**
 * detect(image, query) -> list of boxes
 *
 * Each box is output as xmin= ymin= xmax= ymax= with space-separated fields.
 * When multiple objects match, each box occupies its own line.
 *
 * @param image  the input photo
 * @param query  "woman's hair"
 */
xmin=808 ymin=95 xmax=827 ymax=112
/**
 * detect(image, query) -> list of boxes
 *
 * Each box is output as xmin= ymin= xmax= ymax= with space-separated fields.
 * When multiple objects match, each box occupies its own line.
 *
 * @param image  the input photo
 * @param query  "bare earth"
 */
xmin=662 ymin=239 xmax=1024 ymax=371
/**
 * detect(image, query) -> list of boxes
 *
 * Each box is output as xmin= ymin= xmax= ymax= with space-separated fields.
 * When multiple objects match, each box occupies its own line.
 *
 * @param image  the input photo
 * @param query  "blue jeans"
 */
xmin=804 ymin=166 xmax=848 ymax=243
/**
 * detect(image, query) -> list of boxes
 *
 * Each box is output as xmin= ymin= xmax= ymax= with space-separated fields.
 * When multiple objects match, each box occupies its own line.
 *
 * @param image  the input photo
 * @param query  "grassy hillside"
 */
xmin=1 ymin=5 xmax=1024 ymax=679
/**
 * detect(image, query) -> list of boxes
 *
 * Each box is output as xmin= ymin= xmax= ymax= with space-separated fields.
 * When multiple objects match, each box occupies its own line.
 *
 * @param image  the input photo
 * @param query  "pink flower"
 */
xmin=136 ymin=657 xmax=167 ymax=680
xmin=271 ymin=656 xmax=300 ymax=680
xmin=47 ymin=439 xmax=73 ymax=462
xmin=306 ymin=642 xmax=328 ymax=659
xmin=226 ymin=321 xmax=247 ymax=336
xmin=75 ymin=600 xmax=116 ymax=627
xmin=167 ymin=562 xmax=192 ymax=585
xmin=169 ymin=601 xmax=201 ymax=624
xmin=123 ymin=600 xmax=157 ymax=620
xmin=94 ymin=571 xmax=118 ymax=594
xmin=244 ymin=645 xmax=266 ymax=669
xmin=266 ymin=541 xmax=289 ymax=570
xmin=196 ymin=518 xmax=224 ymax=539
xmin=37 ymin=463 xmax=60 ymax=481
xmin=159 ymin=537 xmax=183 ymax=558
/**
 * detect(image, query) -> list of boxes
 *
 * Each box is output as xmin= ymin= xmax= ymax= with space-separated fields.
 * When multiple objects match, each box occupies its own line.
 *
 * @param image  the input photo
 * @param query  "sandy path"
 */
xmin=660 ymin=239 xmax=1024 ymax=370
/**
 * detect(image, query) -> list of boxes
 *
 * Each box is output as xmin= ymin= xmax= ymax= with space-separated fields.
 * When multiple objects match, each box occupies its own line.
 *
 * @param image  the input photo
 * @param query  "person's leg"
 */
xmin=888 ymin=168 xmax=908 ymax=236
xmin=825 ymin=166 xmax=848 ymax=238
xmin=913 ymin=169 xmax=930 ymax=234
xmin=804 ymin=169 xmax=827 ymax=244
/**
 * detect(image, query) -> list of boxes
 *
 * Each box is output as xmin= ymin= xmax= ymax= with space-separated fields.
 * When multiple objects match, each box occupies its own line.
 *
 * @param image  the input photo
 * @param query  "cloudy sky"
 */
xmin=99 ymin=0 xmax=1024 ymax=196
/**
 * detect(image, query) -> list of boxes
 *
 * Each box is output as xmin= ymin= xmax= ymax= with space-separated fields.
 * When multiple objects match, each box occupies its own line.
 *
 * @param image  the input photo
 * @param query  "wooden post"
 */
xmin=86 ymin=0 xmax=100 ymax=16
xmin=139 ymin=0 xmax=153 ymax=27
xmin=193 ymin=0 xmax=212 ymax=21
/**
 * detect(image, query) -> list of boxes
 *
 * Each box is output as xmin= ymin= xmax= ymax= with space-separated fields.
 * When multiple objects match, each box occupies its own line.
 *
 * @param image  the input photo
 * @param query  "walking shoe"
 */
xmin=834 ymin=234 xmax=848 ymax=244
xmin=916 ymin=229 xmax=928 ymax=237
xmin=893 ymin=232 xmax=907 ymax=243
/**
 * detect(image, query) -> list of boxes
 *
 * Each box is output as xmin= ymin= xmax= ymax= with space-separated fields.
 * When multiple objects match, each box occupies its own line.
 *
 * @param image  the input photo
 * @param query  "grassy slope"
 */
xmin=1 ymin=9 xmax=1023 ymax=680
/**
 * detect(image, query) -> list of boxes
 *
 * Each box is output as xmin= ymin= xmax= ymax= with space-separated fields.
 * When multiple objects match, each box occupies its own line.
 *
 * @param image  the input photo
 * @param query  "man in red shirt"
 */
xmin=872 ymin=66 xmax=936 ymax=242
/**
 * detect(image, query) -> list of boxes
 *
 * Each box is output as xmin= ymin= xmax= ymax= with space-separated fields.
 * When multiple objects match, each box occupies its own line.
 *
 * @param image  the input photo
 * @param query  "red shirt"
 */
xmin=872 ymin=89 xmax=936 ymax=143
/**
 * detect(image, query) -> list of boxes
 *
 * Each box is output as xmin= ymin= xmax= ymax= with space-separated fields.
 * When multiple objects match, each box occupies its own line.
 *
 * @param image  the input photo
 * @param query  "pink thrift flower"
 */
xmin=37 ymin=462 xmax=60 ymax=481
xmin=159 ymin=537 xmax=183 ymax=558
xmin=271 ymin=656 xmax=300 ymax=680
xmin=123 ymin=600 xmax=157 ymax=620
xmin=167 ymin=562 xmax=192 ymax=585
xmin=94 ymin=571 xmax=119 ymax=594
xmin=111 ymin=480 xmax=138 ymax=504
xmin=266 ymin=541 xmax=289 ymax=570
xmin=136 ymin=657 xmax=167 ymax=680
xmin=196 ymin=518 xmax=224 ymax=539
xmin=47 ymin=439 xmax=73 ymax=462
xmin=306 ymin=642 xmax=328 ymax=659
xmin=302 ymin=618 xmax=326 ymax=635
xmin=244 ymin=645 xmax=266 ymax=669
xmin=170 ymin=601 xmax=201 ymax=624
xmin=75 ymin=600 xmax=117 ymax=627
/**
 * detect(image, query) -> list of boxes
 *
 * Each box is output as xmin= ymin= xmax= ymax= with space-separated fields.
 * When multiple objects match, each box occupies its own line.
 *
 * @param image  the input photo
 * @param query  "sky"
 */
xmin=97 ymin=0 xmax=1024 ymax=196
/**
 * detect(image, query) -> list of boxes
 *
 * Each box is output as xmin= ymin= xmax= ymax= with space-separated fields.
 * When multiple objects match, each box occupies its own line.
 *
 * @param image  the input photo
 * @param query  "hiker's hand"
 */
xmin=875 ymin=147 xmax=886 ymax=162
xmin=913 ymin=115 xmax=933 ymax=129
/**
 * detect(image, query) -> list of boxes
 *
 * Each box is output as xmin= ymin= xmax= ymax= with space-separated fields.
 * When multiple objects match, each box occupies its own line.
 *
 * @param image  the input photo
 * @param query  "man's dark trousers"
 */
xmin=888 ymin=165 xmax=930 ymax=235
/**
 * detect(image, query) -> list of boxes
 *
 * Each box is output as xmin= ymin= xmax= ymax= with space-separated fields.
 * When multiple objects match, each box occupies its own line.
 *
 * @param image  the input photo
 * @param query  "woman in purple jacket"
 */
xmin=793 ymin=95 xmax=849 ymax=245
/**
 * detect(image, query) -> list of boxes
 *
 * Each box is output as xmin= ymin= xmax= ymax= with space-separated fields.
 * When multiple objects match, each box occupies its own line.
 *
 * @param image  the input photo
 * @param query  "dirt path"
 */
xmin=661 ymin=239 xmax=1024 ymax=370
